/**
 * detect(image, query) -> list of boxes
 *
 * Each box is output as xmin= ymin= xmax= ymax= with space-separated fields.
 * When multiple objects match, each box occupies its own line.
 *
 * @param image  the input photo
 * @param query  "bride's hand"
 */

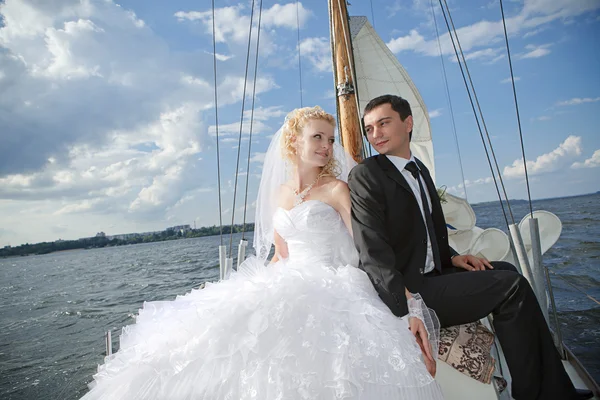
xmin=408 ymin=316 xmax=436 ymax=377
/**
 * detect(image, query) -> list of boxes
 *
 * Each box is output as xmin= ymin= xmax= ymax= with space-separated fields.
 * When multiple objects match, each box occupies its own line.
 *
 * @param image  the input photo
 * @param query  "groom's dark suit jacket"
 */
xmin=349 ymin=155 xmax=581 ymax=400
xmin=348 ymin=154 xmax=457 ymax=317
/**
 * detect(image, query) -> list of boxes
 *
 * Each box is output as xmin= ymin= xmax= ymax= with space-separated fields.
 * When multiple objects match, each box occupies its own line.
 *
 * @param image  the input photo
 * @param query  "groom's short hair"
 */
xmin=363 ymin=94 xmax=413 ymax=140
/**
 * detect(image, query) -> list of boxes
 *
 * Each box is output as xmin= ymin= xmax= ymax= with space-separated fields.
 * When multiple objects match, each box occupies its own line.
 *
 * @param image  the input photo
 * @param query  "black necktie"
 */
xmin=404 ymin=161 xmax=442 ymax=273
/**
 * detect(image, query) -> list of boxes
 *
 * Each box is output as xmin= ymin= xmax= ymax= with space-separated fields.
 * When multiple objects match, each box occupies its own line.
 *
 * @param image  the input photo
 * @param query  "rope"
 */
xmin=242 ymin=0 xmax=263 ymax=239
xmin=437 ymin=0 xmax=511 ymax=228
xmin=228 ymin=0 xmax=256 ymax=256
xmin=499 ymin=0 xmax=534 ymax=218
xmin=429 ymin=0 xmax=468 ymax=202
xmin=296 ymin=0 xmax=304 ymax=107
xmin=440 ymin=0 xmax=516 ymax=225
xmin=549 ymin=271 xmax=600 ymax=306
xmin=369 ymin=0 xmax=375 ymax=29
xmin=212 ymin=0 xmax=224 ymax=245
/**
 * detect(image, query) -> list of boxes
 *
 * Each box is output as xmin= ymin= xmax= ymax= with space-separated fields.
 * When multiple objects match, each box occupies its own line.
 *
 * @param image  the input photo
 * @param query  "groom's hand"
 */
xmin=408 ymin=316 xmax=436 ymax=377
xmin=451 ymin=254 xmax=494 ymax=271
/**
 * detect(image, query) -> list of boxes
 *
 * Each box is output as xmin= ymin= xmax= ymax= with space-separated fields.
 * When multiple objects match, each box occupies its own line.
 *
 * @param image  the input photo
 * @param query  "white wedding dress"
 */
xmin=81 ymin=200 xmax=444 ymax=399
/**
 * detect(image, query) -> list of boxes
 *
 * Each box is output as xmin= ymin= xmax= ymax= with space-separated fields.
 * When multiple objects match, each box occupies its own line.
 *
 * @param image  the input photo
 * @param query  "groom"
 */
xmin=347 ymin=94 xmax=585 ymax=400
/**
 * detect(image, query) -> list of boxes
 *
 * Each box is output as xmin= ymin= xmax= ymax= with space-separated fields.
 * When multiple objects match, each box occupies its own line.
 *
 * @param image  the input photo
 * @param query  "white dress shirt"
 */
xmin=386 ymin=154 xmax=435 ymax=274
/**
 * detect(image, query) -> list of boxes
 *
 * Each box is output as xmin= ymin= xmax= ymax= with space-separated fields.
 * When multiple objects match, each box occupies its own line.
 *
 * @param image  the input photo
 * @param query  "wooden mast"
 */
xmin=330 ymin=0 xmax=363 ymax=163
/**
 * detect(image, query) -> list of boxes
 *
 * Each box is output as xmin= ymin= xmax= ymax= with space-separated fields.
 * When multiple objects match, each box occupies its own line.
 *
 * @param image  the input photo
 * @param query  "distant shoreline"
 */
xmin=469 ymin=190 xmax=598 ymax=206
xmin=3 ymin=192 xmax=598 ymax=257
xmin=1 ymin=224 xmax=254 ymax=259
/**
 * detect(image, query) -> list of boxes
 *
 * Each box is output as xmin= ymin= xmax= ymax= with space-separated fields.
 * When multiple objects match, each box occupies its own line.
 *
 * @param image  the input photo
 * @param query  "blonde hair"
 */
xmin=281 ymin=106 xmax=340 ymax=177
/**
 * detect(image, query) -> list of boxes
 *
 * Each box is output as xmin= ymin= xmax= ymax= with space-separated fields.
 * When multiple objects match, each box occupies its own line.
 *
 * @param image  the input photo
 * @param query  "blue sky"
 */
xmin=0 ymin=0 xmax=599 ymax=246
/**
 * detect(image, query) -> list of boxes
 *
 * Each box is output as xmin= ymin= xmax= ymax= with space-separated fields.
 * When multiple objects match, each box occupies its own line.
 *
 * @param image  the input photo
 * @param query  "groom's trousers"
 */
xmin=419 ymin=261 xmax=578 ymax=400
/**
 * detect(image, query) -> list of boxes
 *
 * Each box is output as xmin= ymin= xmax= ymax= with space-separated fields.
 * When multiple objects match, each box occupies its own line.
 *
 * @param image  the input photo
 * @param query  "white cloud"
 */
xmin=244 ymin=106 xmax=287 ymax=122
xmin=429 ymin=108 xmax=442 ymax=118
xmin=536 ymin=115 xmax=552 ymax=121
xmin=468 ymin=177 xmax=494 ymax=186
xmin=572 ymin=149 xmax=600 ymax=169
xmin=0 ymin=103 xmax=205 ymax=210
xmin=386 ymin=1 xmax=403 ymax=18
xmin=217 ymin=75 xmax=279 ymax=105
xmin=556 ymin=97 xmax=600 ymax=106
xmin=207 ymin=106 xmax=286 ymax=138
xmin=0 ymin=0 xmax=286 ymax=245
xmin=450 ymin=48 xmax=505 ymax=64
xmin=387 ymin=29 xmax=428 ymax=54
xmin=299 ymin=37 xmax=331 ymax=72
xmin=33 ymin=19 xmax=105 ymax=80
xmin=386 ymin=1 xmax=600 ymax=61
xmin=250 ymin=152 xmax=266 ymax=163
xmin=523 ymin=27 xmax=546 ymax=38
xmin=518 ymin=43 xmax=552 ymax=59
xmin=175 ymin=2 xmax=311 ymax=45
xmin=175 ymin=6 xmax=248 ymax=44
xmin=446 ymin=176 xmax=494 ymax=196
xmin=501 ymin=76 xmax=521 ymax=84
xmin=260 ymin=2 xmax=311 ymax=29
xmin=503 ymin=135 xmax=583 ymax=178
xmin=208 ymin=119 xmax=272 ymax=137
xmin=204 ymin=51 xmax=233 ymax=61
xmin=484 ymin=1 xmax=498 ymax=10
xmin=54 ymin=199 xmax=101 ymax=216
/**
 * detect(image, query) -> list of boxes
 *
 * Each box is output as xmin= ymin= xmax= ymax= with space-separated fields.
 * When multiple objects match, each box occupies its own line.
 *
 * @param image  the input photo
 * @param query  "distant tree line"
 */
xmin=0 ymin=223 xmax=254 ymax=258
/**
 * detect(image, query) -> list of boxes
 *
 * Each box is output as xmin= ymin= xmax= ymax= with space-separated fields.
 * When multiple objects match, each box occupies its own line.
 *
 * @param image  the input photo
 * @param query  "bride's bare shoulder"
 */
xmin=277 ymin=182 xmax=295 ymax=208
xmin=323 ymin=178 xmax=349 ymax=193
xmin=319 ymin=178 xmax=349 ymax=207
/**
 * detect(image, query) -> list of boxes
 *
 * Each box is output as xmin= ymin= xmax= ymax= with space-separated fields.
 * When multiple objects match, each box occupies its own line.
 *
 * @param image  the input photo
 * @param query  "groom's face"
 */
xmin=363 ymin=103 xmax=412 ymax=158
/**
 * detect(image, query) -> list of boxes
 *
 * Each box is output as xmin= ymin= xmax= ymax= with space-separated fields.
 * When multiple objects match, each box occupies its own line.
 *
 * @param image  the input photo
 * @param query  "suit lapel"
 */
xmin=375 ymin=155 xmax=415 ymax=198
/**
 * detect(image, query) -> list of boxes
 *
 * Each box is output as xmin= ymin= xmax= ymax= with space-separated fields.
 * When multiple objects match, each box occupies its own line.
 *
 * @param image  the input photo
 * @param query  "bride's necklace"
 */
xmin=293 ymin=172 xmax=323 ymax=206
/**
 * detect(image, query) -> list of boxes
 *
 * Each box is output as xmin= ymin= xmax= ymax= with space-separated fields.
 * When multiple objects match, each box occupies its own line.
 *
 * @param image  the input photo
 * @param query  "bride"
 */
xmin=81 ymin=106 xmax=445 ymax=399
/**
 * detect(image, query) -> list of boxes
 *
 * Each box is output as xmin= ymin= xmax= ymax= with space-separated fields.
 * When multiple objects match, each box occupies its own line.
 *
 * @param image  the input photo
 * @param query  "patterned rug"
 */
xmin=438 ymin=321 xmax=497 ymax=384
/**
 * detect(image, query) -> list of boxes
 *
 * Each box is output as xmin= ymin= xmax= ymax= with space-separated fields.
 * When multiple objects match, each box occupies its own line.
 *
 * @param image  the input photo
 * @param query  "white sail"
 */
xmin=350 ymin=16 xmax=436 ymax=182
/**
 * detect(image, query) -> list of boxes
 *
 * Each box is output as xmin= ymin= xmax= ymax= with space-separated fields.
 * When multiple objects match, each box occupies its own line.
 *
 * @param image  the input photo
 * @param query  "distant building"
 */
xmin=168 ymin=225 xmax=191 ymax=234
xmin=106 ymin=231 xmax=163 ymax=241
xmin=78 ymin=232 xmax=108 ymax=241
xmin=108 ymin=233 xmax=139 ymax=241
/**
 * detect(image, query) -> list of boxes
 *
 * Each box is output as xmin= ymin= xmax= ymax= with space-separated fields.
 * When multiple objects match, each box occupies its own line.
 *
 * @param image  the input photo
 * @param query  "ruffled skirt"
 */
xmin=81 ymin=257 xmax=444 ymax=400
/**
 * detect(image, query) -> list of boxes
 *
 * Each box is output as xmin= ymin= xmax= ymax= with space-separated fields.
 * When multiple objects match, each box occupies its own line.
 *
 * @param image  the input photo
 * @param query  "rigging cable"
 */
xmin=429 ymin=0 xmax=468 ymax=202
xmin=437 ymin=0 xmax=511 ymax=227
xmin=212 ymin=0 xmax=224 ymax=245
xmin=229 ymin=0 xmax=256 ymax=256
xmin=440 ymin=0 xmax=515 ymax=224
xmin=242 ymin=0 xmax=264 ymax=239
xmin=499 ymin=0 xmax=534 ymax=218
xmin=296 ymin=0 xmax=304 ymax=107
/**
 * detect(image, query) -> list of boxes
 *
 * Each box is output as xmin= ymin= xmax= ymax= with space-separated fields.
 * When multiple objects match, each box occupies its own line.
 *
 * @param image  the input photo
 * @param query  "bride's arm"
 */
xmin=269 ymin=229 xmax=288 ymax=264
xmin=331 ymin=181 xmax=353 ymax=237
xmin=269 ymin=185 xmax=290 ymax=264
